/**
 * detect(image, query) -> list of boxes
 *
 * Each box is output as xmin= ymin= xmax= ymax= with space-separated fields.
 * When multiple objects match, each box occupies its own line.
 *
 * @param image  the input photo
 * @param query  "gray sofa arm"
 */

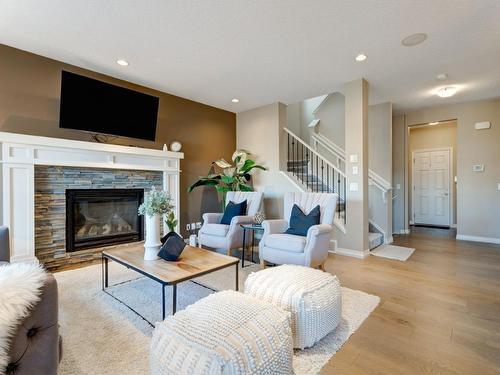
xmin=0 ymin=226 xmax=10 ymax=263
xmin=6 ymin=274 xmax=61 ymax=375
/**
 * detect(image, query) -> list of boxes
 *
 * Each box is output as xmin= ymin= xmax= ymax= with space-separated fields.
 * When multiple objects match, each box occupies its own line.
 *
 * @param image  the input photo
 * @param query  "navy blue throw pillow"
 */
xmin=285 ymin=204 xmax=321 ymax=236
xmin=220 ymin=200 xmax=247 ymax=225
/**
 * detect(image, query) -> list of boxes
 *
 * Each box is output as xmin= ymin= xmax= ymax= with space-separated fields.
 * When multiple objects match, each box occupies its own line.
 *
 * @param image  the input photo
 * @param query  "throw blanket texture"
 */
xmin=0 ymin=263 xmax=47 ymax=372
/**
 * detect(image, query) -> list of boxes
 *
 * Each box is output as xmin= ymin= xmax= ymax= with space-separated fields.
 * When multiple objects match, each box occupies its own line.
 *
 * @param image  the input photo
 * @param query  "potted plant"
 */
xmin=160 ymin=211 xmax=179 ymax=244
xmin=188 ymin=150 xmax=266 ymax=208
xmin=138 ymin=187 xmax=173 ymax=260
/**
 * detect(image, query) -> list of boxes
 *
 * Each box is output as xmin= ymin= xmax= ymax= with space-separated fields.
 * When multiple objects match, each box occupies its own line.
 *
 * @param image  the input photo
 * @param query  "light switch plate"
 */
xmin=349 ymin=154 xmax=358 ymax=163
xmin=472 ymin=164 xmax=484 ymax=172
xmin=195 ymin=222 xmax=202 ymax=229
xmin=396 ymin=184 xmax=401 ymax=190
xmin=497 ymin=183 xmax=500 ymax=191
xmin=186 ymin=223 xmax=191 ymax=231
xmin=349 ymin=182 xmax=359 ymax=192
xmin=352 ymin=165 xmax=359 ymax=175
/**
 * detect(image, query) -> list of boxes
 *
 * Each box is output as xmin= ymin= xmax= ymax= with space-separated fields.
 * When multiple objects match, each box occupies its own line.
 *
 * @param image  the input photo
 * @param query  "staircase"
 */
xmin=284 ymin=129 xmax=346 ymax=225
xmin=284 ymin=127 xmax=390 ymax=250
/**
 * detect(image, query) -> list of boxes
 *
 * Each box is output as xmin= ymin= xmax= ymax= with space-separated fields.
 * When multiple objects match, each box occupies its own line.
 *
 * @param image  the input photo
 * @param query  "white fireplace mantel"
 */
xmin=0 ymin=132 xmax=184 ymax=263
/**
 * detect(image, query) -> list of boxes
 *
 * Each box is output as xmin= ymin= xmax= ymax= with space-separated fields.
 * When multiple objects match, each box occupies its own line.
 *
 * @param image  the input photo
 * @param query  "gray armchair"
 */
xmin=0 ymin=226 xmax=62 ymax=374
xmin=259 ymin=192 xmax=338 ymax=269
xmin=198 ymin=191 xmax=263 ymax=255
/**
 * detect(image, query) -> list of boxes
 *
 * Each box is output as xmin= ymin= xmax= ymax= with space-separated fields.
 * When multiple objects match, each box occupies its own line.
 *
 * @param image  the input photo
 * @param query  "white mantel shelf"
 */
xmin=0 ymin=132 xmax=184 ymax=263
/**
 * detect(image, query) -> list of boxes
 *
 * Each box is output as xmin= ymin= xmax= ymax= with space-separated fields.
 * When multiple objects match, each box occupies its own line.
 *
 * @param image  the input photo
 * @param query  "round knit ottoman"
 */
xmin=150 ymin=290 xmax=293 ymax=375
xmin=244 ymin=264 xmax=342 ymax=349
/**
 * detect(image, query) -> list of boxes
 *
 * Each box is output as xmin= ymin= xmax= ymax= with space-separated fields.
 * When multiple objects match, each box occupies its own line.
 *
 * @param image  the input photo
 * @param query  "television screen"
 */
xmin=59 ymin=71 xmax=159 ymax=141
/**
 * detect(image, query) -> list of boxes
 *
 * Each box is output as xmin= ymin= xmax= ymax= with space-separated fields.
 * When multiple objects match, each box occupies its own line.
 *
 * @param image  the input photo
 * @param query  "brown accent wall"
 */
xmin=0 ymin=44 xmax=236 ymax=235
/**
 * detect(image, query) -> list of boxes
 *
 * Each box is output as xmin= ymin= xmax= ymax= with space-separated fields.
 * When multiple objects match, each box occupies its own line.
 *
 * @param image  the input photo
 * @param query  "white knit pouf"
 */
xmin=244 ymin=265 xmax=342 ymax=349
xmin=150 ymin=290 xmax=293 ymax=375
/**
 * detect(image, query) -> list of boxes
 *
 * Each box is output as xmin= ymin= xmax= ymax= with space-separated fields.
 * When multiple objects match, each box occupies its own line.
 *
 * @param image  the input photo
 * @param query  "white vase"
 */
xmin=144 ymin=214 xmax=162 ymax=260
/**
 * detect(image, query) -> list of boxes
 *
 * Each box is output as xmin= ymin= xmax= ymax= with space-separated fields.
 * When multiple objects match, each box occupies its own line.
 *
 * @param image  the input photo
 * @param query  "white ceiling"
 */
xmin=1 ymin=0 xmax=500 ymax=113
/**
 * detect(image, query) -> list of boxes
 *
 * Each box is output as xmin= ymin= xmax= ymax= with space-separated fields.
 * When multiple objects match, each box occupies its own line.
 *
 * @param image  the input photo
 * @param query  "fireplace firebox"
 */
xmin=66 ymin=189 xmax=144 ymax=252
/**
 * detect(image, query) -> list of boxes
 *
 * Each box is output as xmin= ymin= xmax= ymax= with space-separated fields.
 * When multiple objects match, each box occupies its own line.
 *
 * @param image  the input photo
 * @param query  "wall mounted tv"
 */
xmin=59 ymin=71 xmax=159 ymax=141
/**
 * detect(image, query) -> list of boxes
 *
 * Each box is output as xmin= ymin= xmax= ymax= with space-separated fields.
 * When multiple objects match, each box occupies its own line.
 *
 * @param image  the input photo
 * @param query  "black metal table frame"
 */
xmin=101 ymin=253 xmax=238 ymax=327
xmin=240 ymin=224 xmax=264 ymax=268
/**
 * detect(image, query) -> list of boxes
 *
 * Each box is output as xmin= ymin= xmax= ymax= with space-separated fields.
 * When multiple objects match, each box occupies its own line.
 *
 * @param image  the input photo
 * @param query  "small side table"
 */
xmin=240 ymin=223 xmax=264 ymax=268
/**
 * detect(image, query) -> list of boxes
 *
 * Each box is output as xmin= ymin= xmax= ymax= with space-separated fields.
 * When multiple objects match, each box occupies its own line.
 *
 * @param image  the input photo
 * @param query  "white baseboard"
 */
xmin=456 ymin=234 xmax=500 ymax=245
xmin=334 ymin=248 xmax=370 ymax=259
xmin=394 ymin=229 xmax=410 ymax=235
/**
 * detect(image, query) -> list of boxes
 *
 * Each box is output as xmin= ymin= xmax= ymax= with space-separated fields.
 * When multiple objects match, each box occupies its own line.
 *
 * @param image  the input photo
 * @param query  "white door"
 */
xmin=412 ymin=149 xmax=451 ymax=226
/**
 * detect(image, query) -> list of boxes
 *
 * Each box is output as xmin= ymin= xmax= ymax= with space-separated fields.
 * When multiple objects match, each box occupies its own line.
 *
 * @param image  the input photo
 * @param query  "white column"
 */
xmin=2 ymin=163 xmax=37 ymax=262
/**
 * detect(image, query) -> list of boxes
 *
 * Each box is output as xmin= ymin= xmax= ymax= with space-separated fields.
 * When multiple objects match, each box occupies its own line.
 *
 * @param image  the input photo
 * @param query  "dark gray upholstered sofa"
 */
xmin=0 ymin=226 xmax=62 ymax=375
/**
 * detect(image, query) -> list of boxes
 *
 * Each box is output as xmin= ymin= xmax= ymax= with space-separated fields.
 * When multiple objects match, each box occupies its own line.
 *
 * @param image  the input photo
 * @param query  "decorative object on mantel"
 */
xmin=169 ymin=141 xmax=182 ymax=152
xmin=138 ymin=187 xmax=174 ymax=260
xmin=188 ymin=150 xmax=267 ymax=209
xmin=162 ymin=144 xmax=168 ymax=151
xmin=253 ymin=211 xmax=265 ymax=225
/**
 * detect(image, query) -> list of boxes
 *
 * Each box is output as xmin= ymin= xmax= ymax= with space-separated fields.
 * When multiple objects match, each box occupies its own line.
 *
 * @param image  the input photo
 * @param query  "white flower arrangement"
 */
xmin=138 ymin=186 xmax=174 ymax=217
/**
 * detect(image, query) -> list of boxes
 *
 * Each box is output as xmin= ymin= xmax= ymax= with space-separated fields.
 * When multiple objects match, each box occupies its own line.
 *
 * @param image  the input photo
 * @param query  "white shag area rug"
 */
xmin=55 ymin=261 xmax=379 ymax=375
xmin=371 ymin=244 xmax=415 ymax=261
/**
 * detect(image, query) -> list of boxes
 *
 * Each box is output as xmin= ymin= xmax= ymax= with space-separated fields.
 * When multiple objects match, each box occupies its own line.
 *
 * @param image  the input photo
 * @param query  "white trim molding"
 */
xmin=0 ymin=132 xmax=184 ymax=263
xmin=456 ymin=234 xmax=500 ymax=245
xmin=334 ymin=248 xmax=370 ymax=259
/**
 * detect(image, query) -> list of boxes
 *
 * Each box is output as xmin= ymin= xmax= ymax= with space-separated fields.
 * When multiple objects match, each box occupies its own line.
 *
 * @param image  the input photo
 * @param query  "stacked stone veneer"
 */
xmin=35 ymin=166 xmax=163 ymax=269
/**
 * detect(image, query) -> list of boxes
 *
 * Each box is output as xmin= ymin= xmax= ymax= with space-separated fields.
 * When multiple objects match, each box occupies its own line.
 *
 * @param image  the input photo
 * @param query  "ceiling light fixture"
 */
xmin=436 ymin=73 xmax=448 ymax=81
xmin=401 ymin=33 xmax=427 ymax=47
xmin=429 ymin=122 xmax=439 ymax=125
xmin=116 ymin=59 xmax=129 ymax=66
xmin=437 ymin=86 xmax=458 ymax=98
xmin=231 ymin=98 xmax=239 ymax=103
xmin=355 ymin=54 xmax=367 ymax=62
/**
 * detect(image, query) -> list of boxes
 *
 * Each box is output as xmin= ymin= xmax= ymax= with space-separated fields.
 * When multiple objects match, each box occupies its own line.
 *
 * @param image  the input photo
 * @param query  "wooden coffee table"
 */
xmin=101 ymin=243 xmax=239 ymax=324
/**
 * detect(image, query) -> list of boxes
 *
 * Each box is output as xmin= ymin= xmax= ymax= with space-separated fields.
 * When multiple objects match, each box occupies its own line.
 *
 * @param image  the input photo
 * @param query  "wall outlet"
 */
xmin=396 ymin=184 xmax=401 ymax=190
xmin=186 ymin=223 xmax=191 ymax=231
xmin=349 ymin=154 xmax=358 ymax=163
xmin=195 ymin=222 xmax=202 ymax=229
xmin=352 ymin=165 xmax=359 ymax=175
xmin=349 ymin=182 xmax=359 ymax=192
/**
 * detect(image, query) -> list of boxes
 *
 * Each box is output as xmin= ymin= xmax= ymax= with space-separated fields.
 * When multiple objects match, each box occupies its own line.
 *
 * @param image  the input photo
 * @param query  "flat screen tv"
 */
xmin=59 ymin=71 xmax=159 ymax=141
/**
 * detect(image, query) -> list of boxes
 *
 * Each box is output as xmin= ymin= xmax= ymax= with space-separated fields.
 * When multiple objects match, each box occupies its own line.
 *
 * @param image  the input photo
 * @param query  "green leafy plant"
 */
xmin=138 ymin=187 xmax=174 ymax=217
xmin=188 ymin=150 xmax=266 ymax=206
xmin=165 ymin=211 xmax=178 ymax=232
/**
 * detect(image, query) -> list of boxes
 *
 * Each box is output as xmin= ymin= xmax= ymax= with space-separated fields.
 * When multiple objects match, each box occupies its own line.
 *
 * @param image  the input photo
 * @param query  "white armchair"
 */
xmin=198 ymin=191 xmax=263 ymax=255
xmin=259 ymin=192 xmax=338 ymax=268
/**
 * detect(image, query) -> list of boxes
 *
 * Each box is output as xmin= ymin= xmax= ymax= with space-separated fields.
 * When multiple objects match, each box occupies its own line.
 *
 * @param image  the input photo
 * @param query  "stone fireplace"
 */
xmin=0 ymin=132 xmax=183 ymax=267
xmin=66 ymin=188 xmax=144 ymax=252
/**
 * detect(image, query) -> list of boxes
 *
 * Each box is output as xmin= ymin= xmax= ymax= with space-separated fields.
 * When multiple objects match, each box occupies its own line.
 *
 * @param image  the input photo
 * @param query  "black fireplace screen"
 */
xmin=66 ymin=189 xmax=144 ymax=252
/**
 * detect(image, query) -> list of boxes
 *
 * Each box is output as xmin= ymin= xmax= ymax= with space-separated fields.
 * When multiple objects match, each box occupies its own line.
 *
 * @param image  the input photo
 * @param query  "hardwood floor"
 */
xmin=321 ymin=227 xmax=500 ymax=375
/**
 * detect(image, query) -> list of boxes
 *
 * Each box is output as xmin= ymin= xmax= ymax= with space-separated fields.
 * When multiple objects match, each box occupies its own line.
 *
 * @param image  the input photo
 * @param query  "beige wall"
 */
xmin=0 ymin=44 xmax=236 ymax=235
xmin=236 ymin=103 xmax=300 ymax=219
xmin=394 ymin=98 xmax=500 ymax=241
xmin=392 ymin=115 xmax=407 ymax=233
xmin=409 ymin=121 xmax=457 ymax=225
xmin=368 ymin=102 xmax=393 ymax=239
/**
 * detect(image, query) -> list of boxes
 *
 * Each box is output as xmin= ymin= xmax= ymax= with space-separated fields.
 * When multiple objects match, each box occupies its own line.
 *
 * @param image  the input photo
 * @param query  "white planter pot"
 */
xmin=144 ymin=214 xmax=162 ymax=260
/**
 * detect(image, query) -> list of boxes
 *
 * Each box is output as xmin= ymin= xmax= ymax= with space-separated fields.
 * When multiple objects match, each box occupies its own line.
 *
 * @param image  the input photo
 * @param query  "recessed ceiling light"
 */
xmin=355 ymin=54 xmax=367 ymax=62
xmin=436 ymin=73 xmax=448 ymax=81
xmin=401 ymin=33 xmax=427 ymax=47
xmin=116 ymin=59 xmax=129 ymax=66
xmin=231 ymin=98 xmax=239 ymax=103
xmin=429 ymin=122 xmax=439 ymax=125
xmin=437 ymin=86 xmax=458 ymax=98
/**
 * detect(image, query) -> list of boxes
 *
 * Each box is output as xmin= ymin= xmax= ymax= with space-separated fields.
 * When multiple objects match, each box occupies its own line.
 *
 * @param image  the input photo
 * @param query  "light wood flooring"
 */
xmin=320 ymin=226 xmax=500 ymax=375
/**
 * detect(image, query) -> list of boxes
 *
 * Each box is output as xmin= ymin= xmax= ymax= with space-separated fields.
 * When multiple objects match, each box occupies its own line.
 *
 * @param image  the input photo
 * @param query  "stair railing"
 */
xmin=310 ymin=131 xmax=392 ymax=200
xmin=284 ymin=127 xmax=346 ymax=223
